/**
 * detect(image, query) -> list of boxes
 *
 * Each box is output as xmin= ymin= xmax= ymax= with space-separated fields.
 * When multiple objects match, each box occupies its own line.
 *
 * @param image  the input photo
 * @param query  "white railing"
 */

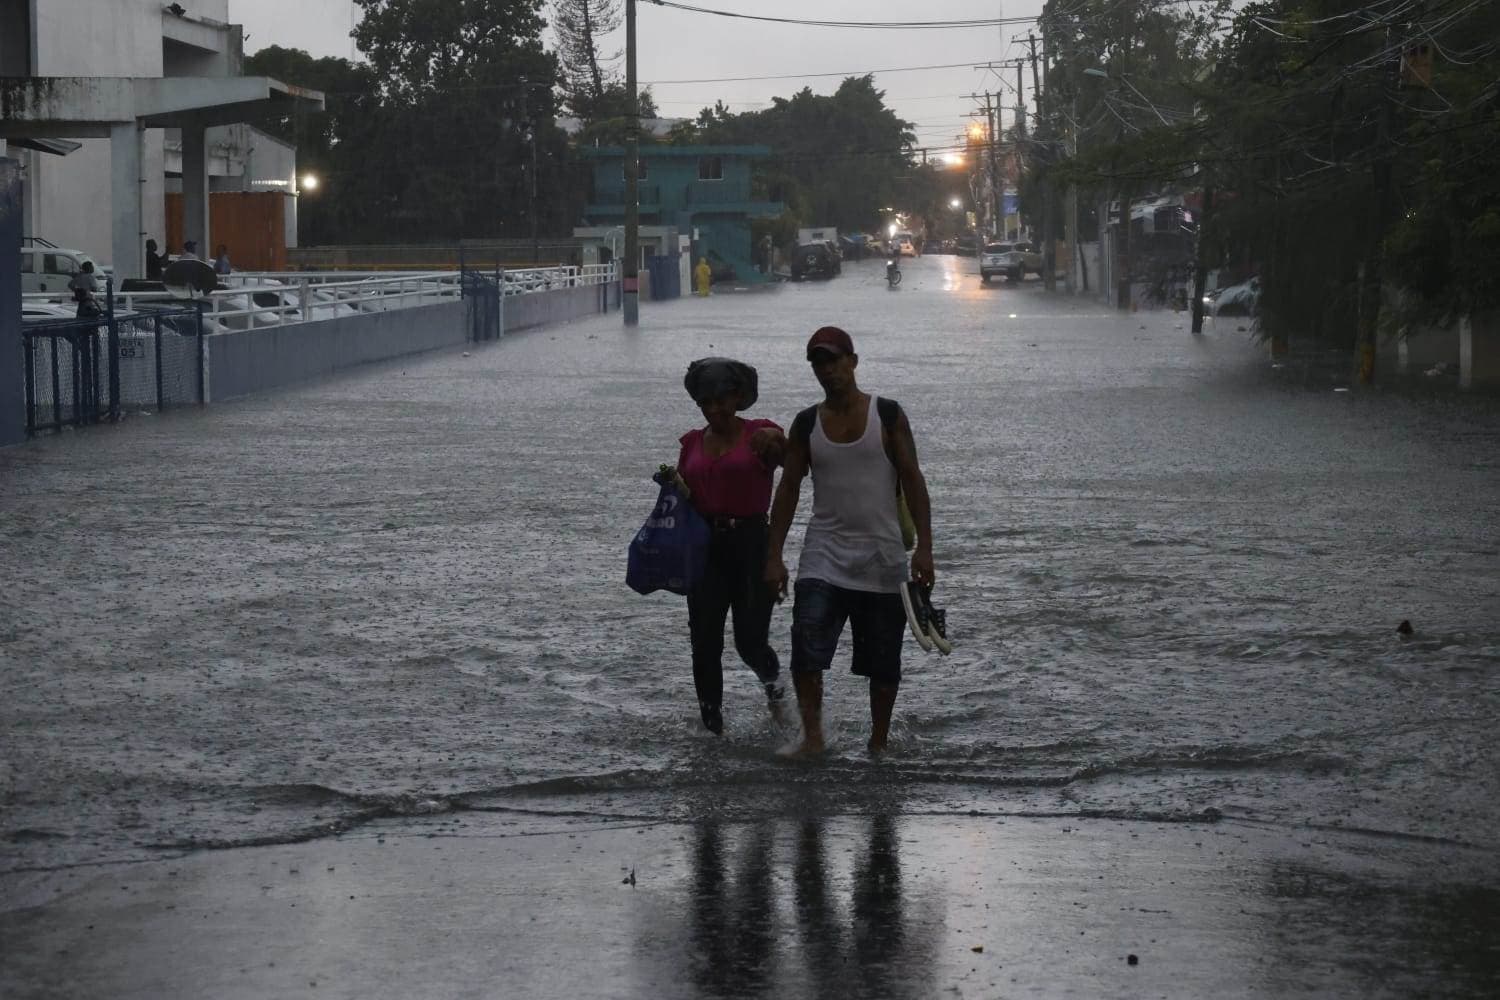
xmin=20 ymin=263 xmax=618 ymax=332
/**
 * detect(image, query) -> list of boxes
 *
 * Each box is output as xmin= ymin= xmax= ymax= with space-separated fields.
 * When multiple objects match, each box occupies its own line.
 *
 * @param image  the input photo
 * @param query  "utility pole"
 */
xmin=1028 ymin=34 xmax=1055 ymax=291
xmin=985 ymin=94 xmax=1001 ymax=239
xmin=973 ymin=60 xmax=1027 ymax=239
xmin=520 ymin=77 xmax=538 ymax=265
xmin=1190 ymin=186 xmax=1214 ymax=333
xmin=623 ymin=0 xmax=639 ymax=326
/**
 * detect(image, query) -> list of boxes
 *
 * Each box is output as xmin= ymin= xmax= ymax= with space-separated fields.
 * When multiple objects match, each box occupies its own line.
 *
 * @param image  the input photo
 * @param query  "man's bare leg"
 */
xmin=785 ymin=671 xmax=825 ymax=754
xmin=868 ymin=681 xmax=899 ymax=755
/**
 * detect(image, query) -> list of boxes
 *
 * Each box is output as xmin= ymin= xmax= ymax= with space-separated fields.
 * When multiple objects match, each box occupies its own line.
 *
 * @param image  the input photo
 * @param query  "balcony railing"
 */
xmin=589 ymin=185 xmax=660 ymax=206
xmin=684 ymin=181 xmax=751 ymax=205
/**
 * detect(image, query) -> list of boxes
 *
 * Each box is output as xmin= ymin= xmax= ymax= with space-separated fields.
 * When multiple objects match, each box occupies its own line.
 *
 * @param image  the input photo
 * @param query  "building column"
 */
xmin=111 ymin=121 xmax=144 ymax=279
xmin=1 ymin=158 xmax=24 ymax=446
xmin=181 ymin=124 xmax=209 ymax=260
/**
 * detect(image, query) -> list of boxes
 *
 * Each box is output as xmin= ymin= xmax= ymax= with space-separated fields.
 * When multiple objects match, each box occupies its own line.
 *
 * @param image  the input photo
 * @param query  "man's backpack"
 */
xmin=789 ymin=396 xmax=916 ymax=551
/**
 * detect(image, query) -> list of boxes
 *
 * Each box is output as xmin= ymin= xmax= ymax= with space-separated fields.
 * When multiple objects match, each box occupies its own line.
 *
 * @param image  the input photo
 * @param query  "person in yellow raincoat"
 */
xmin=695 ymin=258 xmax=712 ymax=296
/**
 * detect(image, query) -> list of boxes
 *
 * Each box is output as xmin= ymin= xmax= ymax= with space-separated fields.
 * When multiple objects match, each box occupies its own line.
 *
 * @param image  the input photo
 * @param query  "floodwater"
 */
xmin=2 ymin=253 xmax=1498 ymax=879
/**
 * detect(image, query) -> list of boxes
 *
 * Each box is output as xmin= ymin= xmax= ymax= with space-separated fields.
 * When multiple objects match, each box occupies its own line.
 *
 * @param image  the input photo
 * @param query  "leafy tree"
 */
xmin=243 ymin=46 xmax=383 ymax=245
xmin=1041 ymin=0 xmax=1499 ymax=368
xmin=677 ymin=76 xmax=916 ymax=233
xmin=570 ymin=84 xmax=658 ymax=147
xmin=349 ymin=0 xmax=569 ymax=242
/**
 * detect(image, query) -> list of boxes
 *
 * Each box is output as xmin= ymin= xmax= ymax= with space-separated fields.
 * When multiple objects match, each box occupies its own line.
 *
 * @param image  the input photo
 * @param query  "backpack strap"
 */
xmin=875 ymin=396 xmax=902 ymax=466
xmin=790 ymin=404 xmax=818 ymax=452
xmin=793 ymin=398 xmax=902 ymax=464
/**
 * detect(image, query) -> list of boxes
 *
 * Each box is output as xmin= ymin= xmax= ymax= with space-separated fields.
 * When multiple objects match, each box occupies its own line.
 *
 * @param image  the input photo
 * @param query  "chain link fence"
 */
xmin=21 ymin=305 xmax=206 ymax=436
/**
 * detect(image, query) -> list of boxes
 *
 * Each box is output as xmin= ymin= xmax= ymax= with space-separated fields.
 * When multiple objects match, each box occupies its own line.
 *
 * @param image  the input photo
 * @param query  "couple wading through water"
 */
xmin=670 ymin=326 xmax=943 ymax=756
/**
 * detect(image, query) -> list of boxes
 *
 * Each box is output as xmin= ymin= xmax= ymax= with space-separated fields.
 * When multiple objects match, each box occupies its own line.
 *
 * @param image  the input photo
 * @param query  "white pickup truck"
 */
xmin=20 ymin=244 xmax=103 ymax=294
xmin=980 ymin=241 xmax=1043 ymax=283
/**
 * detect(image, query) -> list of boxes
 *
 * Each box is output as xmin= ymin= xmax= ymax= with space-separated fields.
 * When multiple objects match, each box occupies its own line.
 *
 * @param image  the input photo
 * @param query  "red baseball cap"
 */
xmin=806 ymin=325 xmax=855 ymax=360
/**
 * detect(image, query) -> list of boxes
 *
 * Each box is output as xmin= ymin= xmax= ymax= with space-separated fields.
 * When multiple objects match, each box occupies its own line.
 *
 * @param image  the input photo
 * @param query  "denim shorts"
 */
xmin=790 ymin=578 xmax=905 ymax=685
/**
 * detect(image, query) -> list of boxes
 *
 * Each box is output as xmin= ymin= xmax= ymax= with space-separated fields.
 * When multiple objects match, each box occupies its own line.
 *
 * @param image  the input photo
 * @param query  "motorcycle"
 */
xmin=886 ymin=258 xmax=902 ymax=288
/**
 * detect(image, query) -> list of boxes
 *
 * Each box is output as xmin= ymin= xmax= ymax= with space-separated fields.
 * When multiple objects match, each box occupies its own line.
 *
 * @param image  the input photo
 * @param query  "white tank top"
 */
xmin=797 ymin=400 xmax=908 ymax=593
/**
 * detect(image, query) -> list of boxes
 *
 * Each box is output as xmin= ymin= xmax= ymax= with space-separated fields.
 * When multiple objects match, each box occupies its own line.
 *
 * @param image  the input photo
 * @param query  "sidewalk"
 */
xmin=5 ymin=813 xmax=1496 ymax=1000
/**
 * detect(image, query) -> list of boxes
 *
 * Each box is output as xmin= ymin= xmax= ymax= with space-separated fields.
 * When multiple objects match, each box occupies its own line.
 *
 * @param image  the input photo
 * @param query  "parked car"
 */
xmin=1203 ymin=276 xmax=1260 ymax=317
xmin=980 ymin=241 xmax=1043 ymax=282
xmin=20 ymin=245 xmax=102 ymax=294
xmin=21 ymin=302 xmax=78 ymax=321
xmin=954 ymin=234 xmax=980 ymax=257
xmin=838 ymin=234 xmax=871 ymax=260
xmin=791 ymin=242 xmax=841 ymax=280
xmin=889 ymin=233 xmax=917 ymax=257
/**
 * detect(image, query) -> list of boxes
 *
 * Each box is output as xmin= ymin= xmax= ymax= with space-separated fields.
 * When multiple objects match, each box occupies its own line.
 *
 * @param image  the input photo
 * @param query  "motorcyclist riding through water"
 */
xmin=886 ymin=257 xmax=902 ymax=288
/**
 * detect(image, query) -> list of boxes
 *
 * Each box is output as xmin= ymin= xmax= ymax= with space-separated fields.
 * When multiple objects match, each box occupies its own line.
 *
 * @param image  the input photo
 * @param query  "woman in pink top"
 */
xmin=675 ymin=357 xmax=788 ymax=735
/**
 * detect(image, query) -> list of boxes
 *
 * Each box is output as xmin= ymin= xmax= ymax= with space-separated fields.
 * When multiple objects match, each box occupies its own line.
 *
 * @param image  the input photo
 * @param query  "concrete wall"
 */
xmin=24 ymin=0 xmax=233 ymax=271
xmin=1460 ymin=312 xmax=1500 ymax=389
xmin=504 ymin=281 xmax=618 ymax=333
xmin=1391 ymin=324 xmax=1460 ymax=375
xmin=205 ymin=301 xmax=468 ymax=402
xmin=206 ymin=280 xmax=622 ymax=402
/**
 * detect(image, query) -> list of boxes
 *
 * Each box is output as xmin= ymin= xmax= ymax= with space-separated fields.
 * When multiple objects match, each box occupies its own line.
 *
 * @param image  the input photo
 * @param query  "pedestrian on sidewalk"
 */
xmin=765 ymin=326 xmax=935 ymax=755
xmin=144 ymin=238 xmax=166 ymax=281
xmin=694 ymin=258 xmax=712 ymax=296
xmin=674 ymin=357 xmax=789 ymax=735
xmin=68 ymin=260 xmax=100 ymax=318
xmin=213 ymin=244 xmax=232 ymax=275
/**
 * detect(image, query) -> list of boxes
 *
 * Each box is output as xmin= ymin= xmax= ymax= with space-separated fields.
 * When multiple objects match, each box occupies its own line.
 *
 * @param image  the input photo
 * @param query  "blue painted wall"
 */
xmin=583 ymin=146 xmax=783 ymax=283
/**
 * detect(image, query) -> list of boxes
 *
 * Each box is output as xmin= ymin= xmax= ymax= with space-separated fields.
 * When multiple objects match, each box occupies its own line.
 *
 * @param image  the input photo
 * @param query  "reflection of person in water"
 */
xmin=851 ymin=815 xmax=905 ymax=982
xmin=791 ymin=815 xmax=938 ymax=1000
xmin=674 ymin=816 xmax=940 ymax=999
xmin=686 ymin=823 xmax=775 ymax=996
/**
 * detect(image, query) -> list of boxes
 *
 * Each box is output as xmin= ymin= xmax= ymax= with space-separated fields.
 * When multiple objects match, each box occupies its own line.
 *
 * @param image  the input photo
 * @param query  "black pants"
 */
xmin=686 ymin=516 xmax=781 ymax=709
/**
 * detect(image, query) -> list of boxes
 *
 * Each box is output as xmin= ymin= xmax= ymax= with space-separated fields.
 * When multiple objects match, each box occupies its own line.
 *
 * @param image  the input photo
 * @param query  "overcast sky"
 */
xmin=228 ymin=1 xmax=1049 ymax=152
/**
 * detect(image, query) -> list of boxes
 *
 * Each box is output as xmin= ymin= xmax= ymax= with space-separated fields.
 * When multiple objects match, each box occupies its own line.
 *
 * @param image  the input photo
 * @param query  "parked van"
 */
xmin=20 ymin=245 xmax=100 ymax=294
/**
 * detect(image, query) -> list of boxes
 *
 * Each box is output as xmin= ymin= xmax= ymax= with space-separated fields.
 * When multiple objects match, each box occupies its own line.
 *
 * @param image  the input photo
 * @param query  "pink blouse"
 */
xmin=676 ymin=417 xmax=782 ymax=518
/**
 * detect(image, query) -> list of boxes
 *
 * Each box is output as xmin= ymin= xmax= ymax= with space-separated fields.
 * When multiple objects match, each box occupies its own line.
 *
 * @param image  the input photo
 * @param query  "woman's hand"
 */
xmin=749 ymin=427 xmax=787 ymax=467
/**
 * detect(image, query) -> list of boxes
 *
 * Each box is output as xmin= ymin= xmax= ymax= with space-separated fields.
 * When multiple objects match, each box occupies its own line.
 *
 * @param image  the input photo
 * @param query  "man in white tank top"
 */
xmin=765 ymin=326 xmax=935 ymax=755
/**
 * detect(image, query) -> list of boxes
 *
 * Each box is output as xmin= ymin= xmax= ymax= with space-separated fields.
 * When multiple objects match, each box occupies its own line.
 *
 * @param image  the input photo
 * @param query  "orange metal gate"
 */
xmin=165 ymin=192 xmax=288 ymax=271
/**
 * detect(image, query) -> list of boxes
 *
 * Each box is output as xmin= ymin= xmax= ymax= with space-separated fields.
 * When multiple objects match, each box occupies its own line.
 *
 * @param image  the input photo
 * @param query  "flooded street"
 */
xmin=3 ymin=254 xmax=1499 ymax=996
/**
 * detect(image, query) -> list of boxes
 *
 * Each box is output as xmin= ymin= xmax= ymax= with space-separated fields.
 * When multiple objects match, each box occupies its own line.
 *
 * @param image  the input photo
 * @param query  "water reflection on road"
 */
xmin=665 ymin=815 xmax=941 ymax=1000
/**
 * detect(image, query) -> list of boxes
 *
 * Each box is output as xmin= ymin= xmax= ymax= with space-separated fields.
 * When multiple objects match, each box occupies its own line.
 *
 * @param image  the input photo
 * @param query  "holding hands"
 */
xmin=749 ymin=426 xmax=787 ymax=467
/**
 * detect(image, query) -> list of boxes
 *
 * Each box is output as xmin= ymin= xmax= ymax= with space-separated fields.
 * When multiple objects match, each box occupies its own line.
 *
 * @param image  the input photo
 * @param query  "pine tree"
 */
xmin=552 ymin=0 xmax=621 ymax=121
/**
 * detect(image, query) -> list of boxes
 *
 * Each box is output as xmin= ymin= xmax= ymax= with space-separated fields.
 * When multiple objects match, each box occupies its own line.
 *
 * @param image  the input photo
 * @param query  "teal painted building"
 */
xmin=581 ymin=145 xmax=783 ymax=283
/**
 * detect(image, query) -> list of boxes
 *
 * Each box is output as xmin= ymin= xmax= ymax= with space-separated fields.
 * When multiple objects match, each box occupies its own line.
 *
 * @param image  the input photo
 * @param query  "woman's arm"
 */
xmin=749 ymin=422 xmax=787 ymax=468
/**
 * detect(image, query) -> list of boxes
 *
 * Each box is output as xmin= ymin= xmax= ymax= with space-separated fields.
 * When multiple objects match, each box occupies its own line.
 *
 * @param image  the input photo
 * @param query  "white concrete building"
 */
xmin=0 ymin=0 xmax=321 ymax=276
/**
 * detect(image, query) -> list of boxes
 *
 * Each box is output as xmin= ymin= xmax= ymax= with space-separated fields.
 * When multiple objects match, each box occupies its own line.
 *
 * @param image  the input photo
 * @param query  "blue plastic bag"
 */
xmin=627 ymin=473 xmax=710 ymax=596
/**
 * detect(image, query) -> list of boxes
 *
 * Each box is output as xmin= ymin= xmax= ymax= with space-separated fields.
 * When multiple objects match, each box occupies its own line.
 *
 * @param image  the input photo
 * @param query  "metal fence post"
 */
xmin=105 ymin=277 xmax=120 ymax=421
xmin=23 ymin=333 xmax=35 ymax=437
xmin=50 ymin=337 xmax=61 ymax=429
xmin=196 ymin=301 xmax=206 ymax=406
xmin=300 ymin=279 xmax=311 ymax=323
xmin=154 ymin=313 xmax=164 ymax=411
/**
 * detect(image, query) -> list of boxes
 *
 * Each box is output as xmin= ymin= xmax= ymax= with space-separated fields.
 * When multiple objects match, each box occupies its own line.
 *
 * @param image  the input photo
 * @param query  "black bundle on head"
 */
xmin=684 ymin=357 xmax=758 ymax=410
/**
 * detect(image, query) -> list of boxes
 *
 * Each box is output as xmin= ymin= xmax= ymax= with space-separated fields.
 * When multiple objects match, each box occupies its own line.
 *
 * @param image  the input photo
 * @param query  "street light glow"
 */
xmin=950 ymin=197 xmax=963 ymax=209
xmin=300 ymin=173 xmax=320 ymax=192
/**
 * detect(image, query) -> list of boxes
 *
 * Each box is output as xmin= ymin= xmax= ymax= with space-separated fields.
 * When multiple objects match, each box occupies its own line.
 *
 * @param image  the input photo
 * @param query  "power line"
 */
xmin=642 ymin=1 xmax=1039 ymax=30
xmin=642 ymin=59 xmax=1007 ymax=86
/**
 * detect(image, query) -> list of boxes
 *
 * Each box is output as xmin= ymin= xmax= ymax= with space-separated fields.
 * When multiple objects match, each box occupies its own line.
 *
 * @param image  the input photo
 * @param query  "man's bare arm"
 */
xmin=770 ymin=428 xmax=809 ymax=547
xmin=888 ymin=410 xmax=935 ymax=583
xmin=765 ymin=430 xmax=809 ymax=597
